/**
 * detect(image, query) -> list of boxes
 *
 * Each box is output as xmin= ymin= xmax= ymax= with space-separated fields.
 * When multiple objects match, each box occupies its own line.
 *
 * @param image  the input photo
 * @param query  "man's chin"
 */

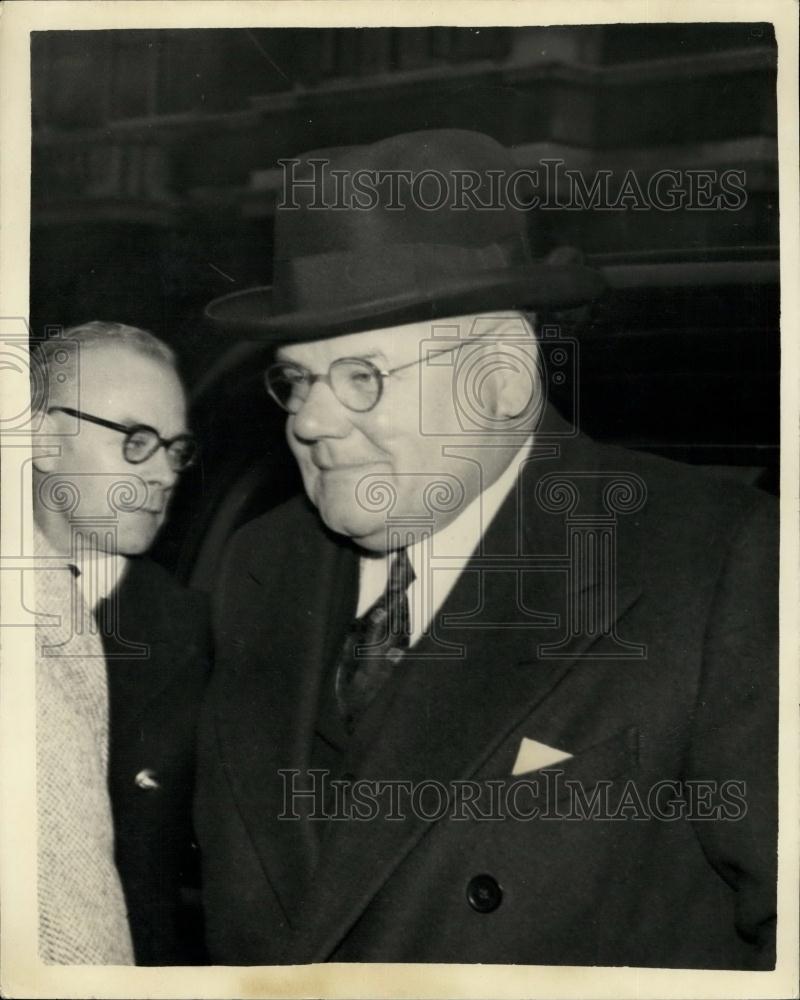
xmin=114 ymin=520 xmax=162 ymax=556
xmin=316 ymin=507 xmax=392 ymax=552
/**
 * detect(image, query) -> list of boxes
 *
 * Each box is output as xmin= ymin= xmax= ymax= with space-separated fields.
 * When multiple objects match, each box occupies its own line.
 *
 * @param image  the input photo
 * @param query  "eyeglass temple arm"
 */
xmin=382 ymin=341 xmax=464 ymax=376
xmin=49 ymin=406 xmax=190 ymax=450
xmin=48 ymin=406 xmax=132 ymax=436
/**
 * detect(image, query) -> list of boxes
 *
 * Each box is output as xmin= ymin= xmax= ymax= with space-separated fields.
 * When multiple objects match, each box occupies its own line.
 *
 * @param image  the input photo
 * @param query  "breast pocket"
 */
xmin=490 ymin=725 xmax=641 ymax=814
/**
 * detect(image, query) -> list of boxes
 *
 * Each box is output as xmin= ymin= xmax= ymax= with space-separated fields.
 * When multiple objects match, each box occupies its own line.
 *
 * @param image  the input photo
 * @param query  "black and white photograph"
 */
xmin=0 ymin=2 xmax=797 ymax=998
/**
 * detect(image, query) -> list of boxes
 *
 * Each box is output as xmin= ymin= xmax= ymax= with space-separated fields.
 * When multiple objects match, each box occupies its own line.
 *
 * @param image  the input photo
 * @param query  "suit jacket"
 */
xmin=99 ymin=556 xmax=212 ymax=965
xmin=196 ymin=411 xmax=777 ymax=968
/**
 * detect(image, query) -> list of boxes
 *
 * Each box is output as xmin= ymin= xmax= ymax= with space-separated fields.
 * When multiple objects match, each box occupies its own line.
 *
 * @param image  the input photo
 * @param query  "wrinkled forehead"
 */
xmin=75 ymin=344 xmax=186 ymax=416
xmin=275 ymin=311 xmax=529 ymax=368
xmin=276 ymin=320 xmax=431 ymax=369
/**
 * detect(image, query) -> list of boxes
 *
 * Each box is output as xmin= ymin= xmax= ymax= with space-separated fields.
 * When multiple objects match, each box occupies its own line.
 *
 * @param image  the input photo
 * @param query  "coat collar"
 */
xmin=99 ymin=557 xmax=196 ymax=733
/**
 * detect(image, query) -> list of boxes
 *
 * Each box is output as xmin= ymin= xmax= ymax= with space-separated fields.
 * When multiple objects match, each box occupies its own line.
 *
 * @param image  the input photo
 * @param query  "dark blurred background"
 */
xmin=29 ymin=24 xmax=779 ymax=580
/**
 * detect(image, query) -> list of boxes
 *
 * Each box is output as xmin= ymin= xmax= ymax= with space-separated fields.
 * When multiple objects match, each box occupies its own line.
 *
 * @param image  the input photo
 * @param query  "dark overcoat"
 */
xmin=196 ymin=410 xmax=777 ymax=969
xmin=101 ymin=557 xmax=212 ymax=965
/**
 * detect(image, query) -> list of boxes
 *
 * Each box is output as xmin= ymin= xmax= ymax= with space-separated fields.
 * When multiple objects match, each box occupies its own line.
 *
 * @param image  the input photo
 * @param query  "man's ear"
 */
xmin=482 ymin=318 xmax=540 ymax=420
xmin=32 ymin=449 xmax=61 ymax=474
xmin=31 ymin=411 xmax=63 ymax=473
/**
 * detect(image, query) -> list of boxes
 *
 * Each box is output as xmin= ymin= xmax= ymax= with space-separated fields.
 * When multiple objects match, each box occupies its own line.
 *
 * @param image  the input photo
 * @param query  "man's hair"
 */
xmin=30 ymin=320 xmax=177 ymax=416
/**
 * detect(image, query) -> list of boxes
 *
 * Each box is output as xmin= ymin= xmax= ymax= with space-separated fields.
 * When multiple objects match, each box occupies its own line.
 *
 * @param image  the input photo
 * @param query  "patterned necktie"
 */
xmin=335 ymin=548 xmax=416 ymax=731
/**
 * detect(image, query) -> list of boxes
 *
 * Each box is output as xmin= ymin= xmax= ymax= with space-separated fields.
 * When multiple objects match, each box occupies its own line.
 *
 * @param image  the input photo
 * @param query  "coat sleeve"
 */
xmin=684 ymin=492 xmax=778 ymax=969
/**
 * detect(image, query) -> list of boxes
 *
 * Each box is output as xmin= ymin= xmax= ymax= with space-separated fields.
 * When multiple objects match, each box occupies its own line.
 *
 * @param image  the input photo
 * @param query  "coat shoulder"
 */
xmin=126 ymin=556 xmax=210 ymax=618
xmin=117 ymin=557 xmax=212 ymax=669
xmin=579 ymin=435 xmax=776 ymax=531
xmin=224 ymin=494 xmax=332 ymax=574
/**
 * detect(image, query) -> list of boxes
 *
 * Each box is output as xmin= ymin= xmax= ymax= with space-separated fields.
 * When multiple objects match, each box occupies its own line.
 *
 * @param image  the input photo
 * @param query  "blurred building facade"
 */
xmin=31 ymin=26 xmax=777 ymax=326
xmin=30 ymin=25 xmax=779 ymax=517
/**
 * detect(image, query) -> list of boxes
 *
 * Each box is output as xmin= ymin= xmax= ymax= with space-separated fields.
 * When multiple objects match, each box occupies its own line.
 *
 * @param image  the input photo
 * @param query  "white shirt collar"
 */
xmin=357 ymin=437 xmax=533 ymax=643
xmin=73 ymin=551 xmax=129 ymax=609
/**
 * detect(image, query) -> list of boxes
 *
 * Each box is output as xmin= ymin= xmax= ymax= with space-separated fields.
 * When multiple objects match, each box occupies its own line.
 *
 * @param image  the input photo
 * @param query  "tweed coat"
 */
xmin=34 ymin=527 xmax=134 ymax=965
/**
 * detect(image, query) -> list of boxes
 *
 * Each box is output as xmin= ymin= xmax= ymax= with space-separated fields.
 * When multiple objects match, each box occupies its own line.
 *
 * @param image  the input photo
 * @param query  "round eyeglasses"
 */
xmin=265 ymin=343 xmax=468 ymax=415
xmin=48 ymin=406 xmax=198 ymax=472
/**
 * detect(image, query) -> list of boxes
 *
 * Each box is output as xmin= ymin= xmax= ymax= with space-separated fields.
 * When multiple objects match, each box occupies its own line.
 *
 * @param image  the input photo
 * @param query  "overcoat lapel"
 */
xmin=100 ymin=560 xmax=181 ymax=736
xmin=286 ymin=433 xmax=643 ymax=962
xmin=213 ymin=518 xmax=360 ymax=925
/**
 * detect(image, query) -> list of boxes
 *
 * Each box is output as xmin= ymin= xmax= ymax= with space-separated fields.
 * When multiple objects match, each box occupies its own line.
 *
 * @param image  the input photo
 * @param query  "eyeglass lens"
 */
xmin=267 ymin=359 xmax=382 ymax=413
xmin=123 ymin=429 xmax=197 ymax=471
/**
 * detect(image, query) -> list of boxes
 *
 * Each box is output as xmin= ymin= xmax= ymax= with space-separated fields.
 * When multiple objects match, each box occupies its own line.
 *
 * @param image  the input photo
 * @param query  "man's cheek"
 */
xmin=297 ymin=458 xmax=320 ymax=503
xmin=285 ymin=433 xmax=306 ymax=468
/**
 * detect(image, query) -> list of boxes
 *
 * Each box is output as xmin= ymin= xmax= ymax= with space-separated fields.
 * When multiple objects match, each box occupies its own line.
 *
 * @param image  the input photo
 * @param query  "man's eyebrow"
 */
xmin=114 ymin=414 xmax=152 ymax=427
xmin=117 ymin=416 xmax=191 ymax=437
xmin=278 ymin=349 xmax=391 ymax=366
xmin=116 ymin=415 xmax=184 ymax=434
xmin=354 ymin=350 xmax=389 ymax=364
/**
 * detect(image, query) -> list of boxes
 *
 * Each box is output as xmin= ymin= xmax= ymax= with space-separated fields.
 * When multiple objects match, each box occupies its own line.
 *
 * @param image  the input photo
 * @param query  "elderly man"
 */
xmin=197 ymin=130 xmax=777 ymax=969
xmin=31 ymin=321 xmax=211 ymax=964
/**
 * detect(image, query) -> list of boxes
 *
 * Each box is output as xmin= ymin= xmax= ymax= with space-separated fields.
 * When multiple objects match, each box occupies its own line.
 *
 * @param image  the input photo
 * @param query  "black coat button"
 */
xmin=466 ymin=874 xmax=503 ymax=913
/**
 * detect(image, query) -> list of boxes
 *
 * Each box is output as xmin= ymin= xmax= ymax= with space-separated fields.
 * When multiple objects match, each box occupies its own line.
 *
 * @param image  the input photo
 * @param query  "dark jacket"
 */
xmin=99 ymin=556 xmax=212 ymax=965
xmin=196 ymin=414 xmax=777 ymax=968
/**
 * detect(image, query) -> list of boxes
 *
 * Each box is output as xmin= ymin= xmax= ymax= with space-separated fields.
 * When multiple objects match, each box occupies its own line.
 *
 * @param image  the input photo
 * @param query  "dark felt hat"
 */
xmin=205 ymin=128 xmax=604 ymax=341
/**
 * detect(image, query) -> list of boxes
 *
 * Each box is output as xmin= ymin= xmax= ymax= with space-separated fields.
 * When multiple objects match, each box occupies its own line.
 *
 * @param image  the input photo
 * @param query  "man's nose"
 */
xmin=290 ymin=380 xmax=352 ymax=442
xmin=142 ymin=443 xmax=179 ymax=489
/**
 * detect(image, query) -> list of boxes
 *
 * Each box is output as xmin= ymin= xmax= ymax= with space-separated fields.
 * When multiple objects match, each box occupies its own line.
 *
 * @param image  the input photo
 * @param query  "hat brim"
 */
xmin=204 ymin=264 xmax=604 ymax=342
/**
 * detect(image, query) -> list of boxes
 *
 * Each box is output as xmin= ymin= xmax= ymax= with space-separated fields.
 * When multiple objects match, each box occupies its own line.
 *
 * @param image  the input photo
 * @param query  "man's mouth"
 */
xmin=313 ymin=456 xmax=384 ymax=472
xmin=140 ymin=499 xmax=166 ymax=515
xmin=140 ymin=490 xmax=170 ymax=515
xmin=319 ymin=462 xmax=374 ymax=472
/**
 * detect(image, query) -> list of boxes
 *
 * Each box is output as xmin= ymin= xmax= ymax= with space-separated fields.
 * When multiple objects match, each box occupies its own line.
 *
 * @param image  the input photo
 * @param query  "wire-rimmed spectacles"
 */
xmin=264 ymin=342 xmax=469 ymax=415
xmin=48 ymin=406 xmax=198 ymax=472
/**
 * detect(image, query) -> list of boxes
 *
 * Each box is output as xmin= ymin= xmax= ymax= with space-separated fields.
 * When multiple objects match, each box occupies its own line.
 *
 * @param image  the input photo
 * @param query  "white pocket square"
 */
xmin=512 ymin=737 xmax=573 ymax=776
